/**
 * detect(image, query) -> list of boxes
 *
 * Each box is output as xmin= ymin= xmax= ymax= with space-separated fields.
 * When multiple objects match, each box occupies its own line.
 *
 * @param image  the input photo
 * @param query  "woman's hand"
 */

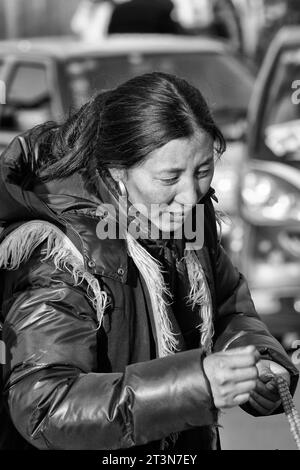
xmin=247 ymin=359 xmax=291 ymax=416
xmin=203 ymin=345 xmax=260 ymax=409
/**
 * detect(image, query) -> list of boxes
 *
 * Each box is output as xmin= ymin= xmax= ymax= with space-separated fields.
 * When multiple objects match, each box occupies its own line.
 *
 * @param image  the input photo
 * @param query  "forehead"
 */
xmin=143 ymin=130 xmax=214 ymax=171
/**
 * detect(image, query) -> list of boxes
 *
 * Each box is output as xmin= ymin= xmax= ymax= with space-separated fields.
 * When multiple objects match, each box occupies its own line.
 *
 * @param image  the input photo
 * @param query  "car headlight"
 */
xmin=241 ymin=170 xmax=300 ymax=224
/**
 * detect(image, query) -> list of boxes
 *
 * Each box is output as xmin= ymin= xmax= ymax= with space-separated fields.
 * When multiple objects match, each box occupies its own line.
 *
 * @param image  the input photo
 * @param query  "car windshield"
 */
xmin=65 ymin=51 xmax=252 ymax=137
xmin=263 ymin=48 xmax=300 ymax=162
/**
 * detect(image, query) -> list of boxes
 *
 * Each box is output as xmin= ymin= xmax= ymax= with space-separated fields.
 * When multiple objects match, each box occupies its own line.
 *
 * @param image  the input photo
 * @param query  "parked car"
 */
xmin=0 ymin=34 xmax=254 ymax=250
xmin=238 ymin=27 xmax=300 ymax=348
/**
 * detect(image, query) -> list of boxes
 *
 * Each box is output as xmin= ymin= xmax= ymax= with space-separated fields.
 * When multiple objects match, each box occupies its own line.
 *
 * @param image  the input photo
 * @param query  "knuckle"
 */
xmin=248 ymin=355 xmax=256 ymax=366
xmin=217 ymin=372 xmax=227 ymax=386
xmin=241 ymin=393 xmax=250 ymax=403
xmin=252 ymin=366 xmax=259 ymax=379
xmin=231 ymin=369 xmax=240 ymax=381
xmin=249 ymin=380 xmax=257 ymax=390
xmin=214 ymin=398 xmax=223 ymax=408
xmin=224 ymin=396 xmax=233 ymax=407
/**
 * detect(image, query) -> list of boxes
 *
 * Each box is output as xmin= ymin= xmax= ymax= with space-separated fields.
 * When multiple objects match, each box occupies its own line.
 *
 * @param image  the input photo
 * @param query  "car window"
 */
xmin=0 ymin=63 xmax=52 ymax=131
xmin=262 ymin=48 xmax=300 ymax=162
xmin=66 ymin=52 xmax=253 ymax=124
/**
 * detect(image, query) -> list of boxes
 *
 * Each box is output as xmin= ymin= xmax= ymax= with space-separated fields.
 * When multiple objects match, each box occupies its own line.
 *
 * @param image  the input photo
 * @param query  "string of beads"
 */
xmin=274 ymin=375 xmax=300 ymax=450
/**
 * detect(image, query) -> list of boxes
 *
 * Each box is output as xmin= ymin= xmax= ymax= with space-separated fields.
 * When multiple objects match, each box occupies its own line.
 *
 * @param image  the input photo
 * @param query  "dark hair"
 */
xmin=34 ymin=72 xmax=226 ymax=182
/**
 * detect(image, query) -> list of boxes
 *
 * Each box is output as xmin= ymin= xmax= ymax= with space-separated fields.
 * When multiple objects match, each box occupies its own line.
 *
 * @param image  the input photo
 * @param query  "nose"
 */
xmin=177 ymin=179 xmax=201 ymax=207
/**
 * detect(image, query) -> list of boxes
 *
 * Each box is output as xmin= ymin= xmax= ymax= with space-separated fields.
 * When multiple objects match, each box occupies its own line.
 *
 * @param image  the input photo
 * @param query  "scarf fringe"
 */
xmin=185 ymin=250 xmax=214 ymax=353
xmin=125 ymin=233 xmax=214 ymax=356
xmin=0 ymin=220 xmax=107 ymax=328
xmin=126 ymin=231 xmax=179 ymax=357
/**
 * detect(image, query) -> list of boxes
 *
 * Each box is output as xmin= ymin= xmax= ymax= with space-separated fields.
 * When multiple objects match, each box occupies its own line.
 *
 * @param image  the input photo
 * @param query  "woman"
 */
xmin=0 ymin=72 xmax=298 ymax=451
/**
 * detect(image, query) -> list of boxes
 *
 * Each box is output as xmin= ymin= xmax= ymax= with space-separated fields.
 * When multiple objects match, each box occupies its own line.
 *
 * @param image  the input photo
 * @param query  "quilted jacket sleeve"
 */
xmin=2 ymin=257 xmax=217 ymax=450
xmin=213 ymin=243 xmax=299 ymax=398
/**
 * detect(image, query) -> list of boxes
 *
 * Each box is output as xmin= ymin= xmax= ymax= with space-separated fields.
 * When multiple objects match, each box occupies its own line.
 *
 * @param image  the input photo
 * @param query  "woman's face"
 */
xmin=123 ymin=129 xmax=215 ymax=233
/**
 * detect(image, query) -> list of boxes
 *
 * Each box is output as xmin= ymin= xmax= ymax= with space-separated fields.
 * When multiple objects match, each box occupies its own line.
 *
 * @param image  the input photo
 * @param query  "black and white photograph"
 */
xmin=0 ymin=0 xmax=300 ymax=457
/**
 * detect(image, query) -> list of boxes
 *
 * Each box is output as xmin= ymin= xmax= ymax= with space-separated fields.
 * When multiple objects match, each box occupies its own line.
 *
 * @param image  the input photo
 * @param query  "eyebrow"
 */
xmin=158 ymin=156 xmax=213 ymax=173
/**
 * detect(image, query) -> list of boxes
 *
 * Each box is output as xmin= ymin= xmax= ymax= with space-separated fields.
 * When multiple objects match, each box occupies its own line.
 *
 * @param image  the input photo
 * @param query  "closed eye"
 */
xmin=196 ymin=169 xmax=212 ymax=178
xmin=159 ymin=168 xmax=212 ymax=185
xmin=160 ymin=176 xmax=179 ymax=185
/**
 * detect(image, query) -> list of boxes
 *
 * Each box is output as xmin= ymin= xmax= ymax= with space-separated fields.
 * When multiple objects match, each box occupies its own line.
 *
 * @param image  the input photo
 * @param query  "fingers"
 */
xmin=255 ymin=378 xmax=280 ymax=401
xmin=233 ymin=393 xmax=251 ymax=405
xmin=215 ymin=363 xmax=257 ymax=387
xmin=246 ymin=378 xmax=282 ymax=415
xmin=257 ymin=359 xmax=291 ymax=387
xmin=222 ymin=346 xmax=260 ymax=369
xmin=205 ymin=346 xmax=290 ymax=412
xmin=251 ymin=389 xmax=281 ymax=410
xmin=218 ymin=380 xmax=257 ymax=403
xmin=248 ymin=394 xmax=281 ymax=416
xmin=247 ymin=396 xmax=271 ymax=415
xmin=259 ymin=373 xmax=275 ymax=384
xmin=225 ymin=345 xmax=260 ymax=360
xmin=229 ymin=367 xmax=258 ymax=382
xmin=203 ymin=346 xmax=260 ymax=409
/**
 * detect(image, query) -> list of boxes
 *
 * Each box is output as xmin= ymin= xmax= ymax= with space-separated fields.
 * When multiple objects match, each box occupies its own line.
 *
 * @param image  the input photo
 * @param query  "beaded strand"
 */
xmin=274 ymin=375 xmax=300 ymax=450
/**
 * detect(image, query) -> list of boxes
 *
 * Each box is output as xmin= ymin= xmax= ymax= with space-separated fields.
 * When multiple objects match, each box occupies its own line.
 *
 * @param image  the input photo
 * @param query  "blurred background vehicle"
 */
xmin=237 ymin=26 xmax=300 ymax=349
xmin=0 ymin=0 xmax=245 ymax=53
xmin=232 ymin=0 xmax=300 ymax=64
xmin=71 ymin=0 xmax=183 ymax=40
xmin=0 ymin=34 xmax=254 ymax=254
xmin=171 ymin=0 xmax=244 ymax=53
xmin=71 ymin=0 xmax=244 ymax=52
xmin=252 ymin=0 xmax=300 ymax=65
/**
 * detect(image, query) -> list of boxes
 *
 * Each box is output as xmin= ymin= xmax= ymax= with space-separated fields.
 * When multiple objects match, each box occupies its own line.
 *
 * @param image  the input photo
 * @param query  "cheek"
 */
xmin=151 ymin=184 xmax=176 ymax=205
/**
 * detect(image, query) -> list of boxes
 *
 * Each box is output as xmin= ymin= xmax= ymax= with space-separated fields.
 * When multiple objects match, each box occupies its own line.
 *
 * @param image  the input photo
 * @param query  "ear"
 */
xmin=108 ymin=168 xmax=127 ymax=182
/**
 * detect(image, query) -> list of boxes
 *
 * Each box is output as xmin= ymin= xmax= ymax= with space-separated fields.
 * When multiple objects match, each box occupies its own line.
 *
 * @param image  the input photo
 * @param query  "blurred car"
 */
xmin=173 ymin=0 xmax=244 ymax=53
xmin=249 ymin=0 xmax=300 ymax=65
xmin=238 ymin=27 xmax=300 ymax=348
xmin=0 ymin=34 xmax=254 ymax=250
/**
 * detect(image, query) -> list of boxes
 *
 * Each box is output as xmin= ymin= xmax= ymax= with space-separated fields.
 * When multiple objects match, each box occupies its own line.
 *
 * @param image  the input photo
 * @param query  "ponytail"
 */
xmin=35 ymin=91 xmax=111 ymax=182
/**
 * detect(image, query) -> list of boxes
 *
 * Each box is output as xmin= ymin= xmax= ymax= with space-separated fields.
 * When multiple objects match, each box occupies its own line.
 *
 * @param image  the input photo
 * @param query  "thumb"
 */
xmin=269 ymin=362 xmax=291 ymax=386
